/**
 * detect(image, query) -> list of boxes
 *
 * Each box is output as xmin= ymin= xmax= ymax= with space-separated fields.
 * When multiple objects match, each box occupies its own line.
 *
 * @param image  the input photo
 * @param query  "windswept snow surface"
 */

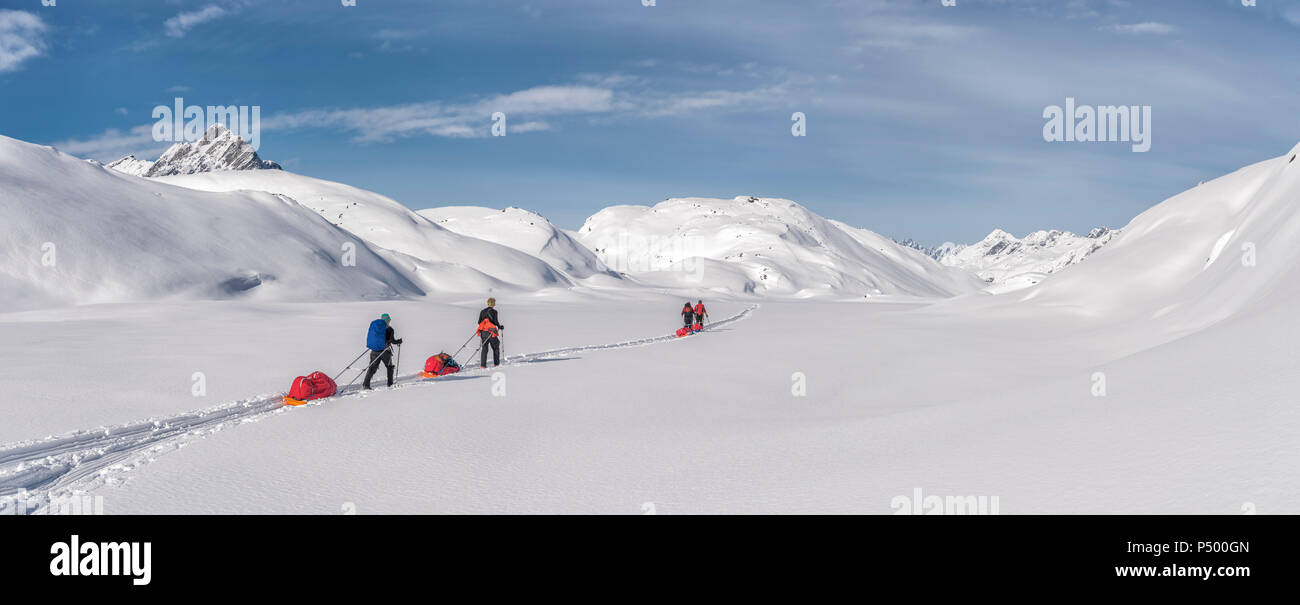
xmin=155 ymin=170 xmax=572 ymax=294
xmin=0 ymin=298 xmax=755 ymax=512
xmin=576 ymin=196 xmax=984 ymax=298
xmin=0 ymin=135 xmax=419 ymax=311
xmin=1 ymin=295 xmax=1294 ymax=514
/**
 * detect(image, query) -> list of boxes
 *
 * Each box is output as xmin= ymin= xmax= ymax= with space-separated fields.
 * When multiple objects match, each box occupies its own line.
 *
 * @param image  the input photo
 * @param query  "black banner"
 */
xmin=1 ymin=514 xmax=1286 ymax=594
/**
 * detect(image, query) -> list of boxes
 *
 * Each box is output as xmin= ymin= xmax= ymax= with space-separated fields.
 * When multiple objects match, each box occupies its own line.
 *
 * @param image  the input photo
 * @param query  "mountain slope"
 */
xmin=958 ymin=142 xmax=1300 ymax=342
xmin=154 ymin=170 xmax=572 ymax=294
xmin=0 ymin=135 xmax=421 ymax=311
xmin=418 ymin=206 xmax=623 ymax=285
xmin=105 ymin=155 xmax=154 ymax=177
xmin=576 ymin=196 xmax=984 ymax=298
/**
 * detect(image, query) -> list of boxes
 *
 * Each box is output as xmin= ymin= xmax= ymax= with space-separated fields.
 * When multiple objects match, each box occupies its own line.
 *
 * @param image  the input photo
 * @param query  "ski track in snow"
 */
xmin=0 ymin=305 xmax=756 ymax=514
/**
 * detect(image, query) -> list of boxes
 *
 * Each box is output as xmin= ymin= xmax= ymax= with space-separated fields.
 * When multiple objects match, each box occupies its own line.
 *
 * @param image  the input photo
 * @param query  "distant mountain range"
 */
xmin=895 ymin=227 xmax=1119 ymax=290
xmin=17 ymin=126 xmax=1123 ymax=306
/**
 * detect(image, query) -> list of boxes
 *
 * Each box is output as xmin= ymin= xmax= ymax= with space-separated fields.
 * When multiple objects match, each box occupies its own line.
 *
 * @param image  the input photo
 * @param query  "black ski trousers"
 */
xmin=480 ymin=334 xmax=500 ymax=368
xmin=364 ymin=348 xmax=394 ymax=388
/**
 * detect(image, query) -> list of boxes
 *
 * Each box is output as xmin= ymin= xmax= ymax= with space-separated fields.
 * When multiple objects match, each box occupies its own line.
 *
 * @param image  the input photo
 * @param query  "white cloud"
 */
xmin=848 ymin=17 xmax=984 ymax=51
xmin=49 ymin=125 xmax=166 ymax=161
xmin=375 ymin=29 xmax=423 ymax=41
xmin=0 ymin=10 xmax=49 ymax=73
xmin=1100 ymin=22 xmax=1179 ymax=35
xmin=267 ymin=102 xmax=472 ymax=141
xmin=632 ymin=85 xmax=786 ymax=118
xmin=511 ymin=121 xmax=551 ymax=134
xmin=1066 ymin=0 xmax=1099 ymax=19
xmin=263 ymin=79 xmax=789 ymax=142
xmin=266 ymin=85 xmax=618 ymax=141
xmin=59 ymin=77 xmax=789 ymax=158
xmin=164 ymin=5 xmax=227 ymax=38
xmin=483 ymin=86 xmax=615 ymax=115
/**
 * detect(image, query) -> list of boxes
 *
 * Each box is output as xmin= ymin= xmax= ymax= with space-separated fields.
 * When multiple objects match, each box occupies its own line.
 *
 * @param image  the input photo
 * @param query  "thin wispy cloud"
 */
xmin=56 ymin=73 xmax=794 ymax=158
xmin=164 ymin=5 xmax=228 ymax=38
xmin=1284 ymin=7 xmax=1300 ymax=27
xmin=0 ymin=10 xmax=49 ymax=73
xmin=374 ymin=28 xmax=427 ymax=52
xmin=488 ymin=85 xmax=615 ymax=115
xmin=847 ymin=17 xmax=983 ymax=51
xmin=1100 ymin=22 xmax=1179 ymax=35
xmin=633 ymin=85 xmax=787 ymax=118
xmin=50 ymin=125 xmax=163 ymax=160
xmin=266 ymin=80 xmax=785 ymax=142
xmin=375 ymin=29 xmax=424 ymax=41
xmin=265 ymin=85 xmax=611 ymax=141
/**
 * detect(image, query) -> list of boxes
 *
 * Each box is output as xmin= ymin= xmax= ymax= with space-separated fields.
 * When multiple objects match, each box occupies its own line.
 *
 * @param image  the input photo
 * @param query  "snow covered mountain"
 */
xmin=104 ymin=155 xmax=154 ymax=176
xmin=892 ymin=238 xmax=961 ymax=262
xmin=984 ymin=142 xmax=1300 ymax=338
xmin=107 ymin=124 xmax=280 ymax=178
xmin=0 ymin=134 xmax=420 ymax=311
xmin=155 ymin=170 xmax=573 ymax=294
xmin=576 ymin=196 xmax=984 ymax=298
xmin=418 ymin=206 xmax=623 ymax=285
xmin=935 ymin=227 xmax=1120 ymax=292
xmin=96 ymin=126 xmax=569 ymax=294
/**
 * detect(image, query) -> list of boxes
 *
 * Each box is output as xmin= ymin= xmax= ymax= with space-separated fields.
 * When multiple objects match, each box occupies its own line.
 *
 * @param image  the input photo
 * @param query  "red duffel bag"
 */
xmin=422 ymin=352 xmax=461 ymax=378
xmin=675 ymin=327 xmax=691 ymax=337
xmin=285 ymin=371 xmax=337 ymax=405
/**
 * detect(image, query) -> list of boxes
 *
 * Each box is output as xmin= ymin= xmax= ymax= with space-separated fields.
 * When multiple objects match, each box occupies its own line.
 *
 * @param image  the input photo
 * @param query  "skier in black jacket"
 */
xmin=681 ymin=302 xmax=694 ymax=328
xmin=477 ymin=297 xmax=504 ymax=368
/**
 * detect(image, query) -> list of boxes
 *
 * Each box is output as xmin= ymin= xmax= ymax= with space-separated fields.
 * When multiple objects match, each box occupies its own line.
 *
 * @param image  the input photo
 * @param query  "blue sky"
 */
xmin=2 ymin=0 xmax=1299 ymax=244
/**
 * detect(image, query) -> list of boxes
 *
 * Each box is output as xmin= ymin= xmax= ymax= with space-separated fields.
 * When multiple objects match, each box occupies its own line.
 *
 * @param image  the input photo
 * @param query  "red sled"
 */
xmin=675 ymin=327 xmax=692 ymax=337
xmin=285 ymin=371 xmax=337 ymax=406
xmin=421 ymin=353 xmax=461 ymax=378
xmin=692 ymin=323 xmax=703 ymax=332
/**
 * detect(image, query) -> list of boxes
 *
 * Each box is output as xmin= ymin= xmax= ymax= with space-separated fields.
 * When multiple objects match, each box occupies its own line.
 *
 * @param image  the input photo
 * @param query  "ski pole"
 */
xmin=342 ymin=344 xmax=391 ymax=391
xmin=449 ymin=332 xmax=477 ymax=359
xmin=465 ymin=339 xmax=483 ymax=367
xmin=461 ymin=333 xmax=487 ymax=368
xmin=395 ymin=343 xmax=402 ymax=378
xmin=332 ymin=348 xmax=371 ymax=383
